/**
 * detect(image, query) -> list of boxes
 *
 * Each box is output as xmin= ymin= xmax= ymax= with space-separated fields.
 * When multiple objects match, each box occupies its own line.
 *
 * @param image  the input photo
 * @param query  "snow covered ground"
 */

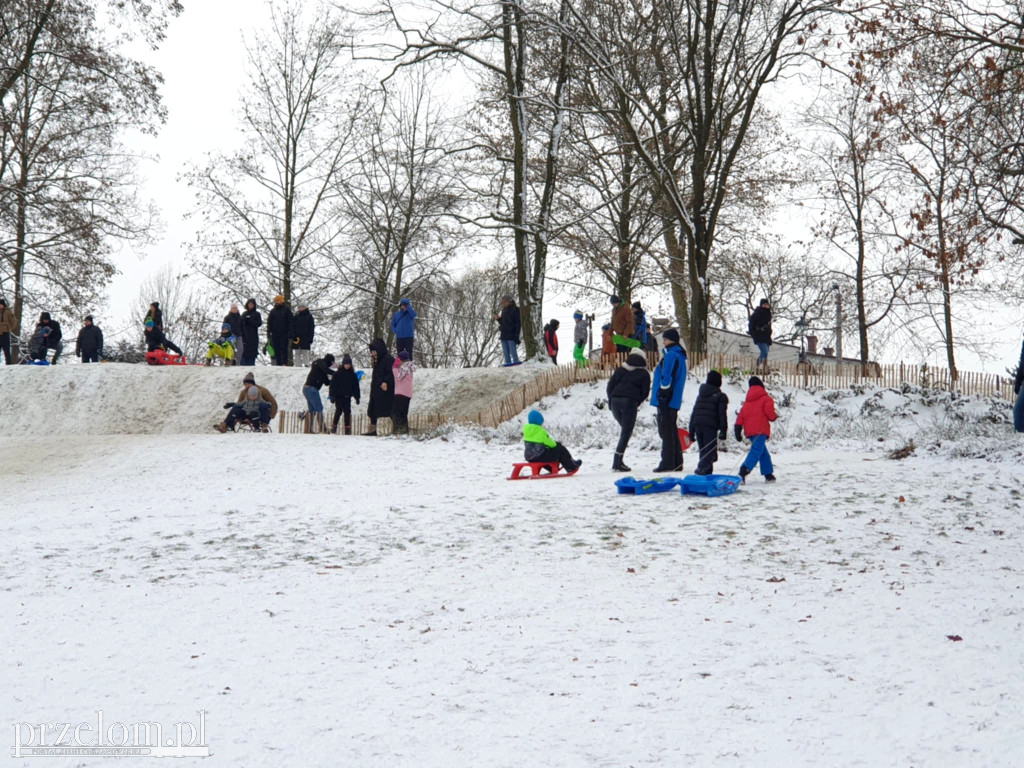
xmin=3 ymin=368 xmax=1024 ymax=766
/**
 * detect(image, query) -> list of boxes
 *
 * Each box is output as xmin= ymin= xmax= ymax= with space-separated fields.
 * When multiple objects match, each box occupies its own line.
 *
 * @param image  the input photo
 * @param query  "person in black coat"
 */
xmin=145 ymin=302 xmax=163 ymax=331
xmin=292 ymin=304 xmax=315 ymax=368
xmin=606 ymin=352 xmax=652 ymax=471
xmin=35 ymin=312 xmax=64 ymax=364
xmin=688 ymin=369 xmax=730 ymax=475
xmin=267 ymin=295 xmax=293 ymax=366
xmin=495 ymin=295 xmax=522 ymax=366
xmin=75 ymin=315 xmax=103 ymax=363
xmin=240 ymin=298 xmax=262 ymax=366
xmin=748 ymin=299 xmax=772 ymax=369
xmin=223 ymin=304 xmax=243 ymax=365
xmin=329 ymin=354 xmax=361 ymax=434
xmin=364 ymin=338 xmax=395 ymax=436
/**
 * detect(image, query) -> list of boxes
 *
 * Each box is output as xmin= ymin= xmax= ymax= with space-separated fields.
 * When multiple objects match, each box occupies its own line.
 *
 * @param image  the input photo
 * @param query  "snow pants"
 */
xmin=741 ymin=435 xmax=774 ymax=476
xmin=693 ymin=426 xmax=719 ymax=475
xmin=527 ymin=443 xmax=579 ymax=473
xmin=656 ymin=405 xmax=683 ymax=471
xmin=609 ymin=396 xmax=638 ymax=459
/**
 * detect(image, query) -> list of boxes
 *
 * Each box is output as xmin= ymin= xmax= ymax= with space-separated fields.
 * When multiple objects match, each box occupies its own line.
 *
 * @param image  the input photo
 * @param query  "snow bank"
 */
xmin=0 ymin=361 xmax=552 ymax=436
xmin=479 ymin=369 xmax=1022 ymax=465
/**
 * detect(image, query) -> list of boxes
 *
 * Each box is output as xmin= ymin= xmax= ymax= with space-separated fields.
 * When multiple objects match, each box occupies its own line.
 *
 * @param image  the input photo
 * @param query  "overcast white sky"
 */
xmin=108 ymin=2 xmax=1021 ymax=372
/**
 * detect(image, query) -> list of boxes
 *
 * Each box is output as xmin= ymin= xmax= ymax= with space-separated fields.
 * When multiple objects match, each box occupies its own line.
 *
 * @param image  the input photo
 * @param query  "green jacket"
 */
xmin=523 ymin=423 xmax=556 ymax=448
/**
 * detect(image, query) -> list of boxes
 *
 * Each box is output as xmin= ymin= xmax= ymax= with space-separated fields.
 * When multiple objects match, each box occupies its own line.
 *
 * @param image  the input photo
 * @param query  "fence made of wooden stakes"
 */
xmin=277 ymin=351 xmax=1014 ymax=434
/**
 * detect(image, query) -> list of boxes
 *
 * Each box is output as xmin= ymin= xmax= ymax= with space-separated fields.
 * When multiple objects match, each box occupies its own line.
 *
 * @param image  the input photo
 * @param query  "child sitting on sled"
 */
xmin=205 ymin=323 xmax=236 ymax=365
xmin=522 ymin=410 xmax=582 ymax=473
xmin=734 ymin=375 xmax=777 ymax=483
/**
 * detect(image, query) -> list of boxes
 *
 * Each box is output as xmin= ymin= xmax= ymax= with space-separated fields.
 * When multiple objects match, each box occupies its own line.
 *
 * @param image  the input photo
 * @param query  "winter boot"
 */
xmin=612 ymin=453 xmax=631 ymax=472
xmin=214 ymin=422 xmax=228 ymax=433
xmin=764 ymin=473 xmax=776 ymax=482
xmin=738 ymin=465 xmax=750 ymax=484
xmin=260 ymin=423 xmax=270 ymax=433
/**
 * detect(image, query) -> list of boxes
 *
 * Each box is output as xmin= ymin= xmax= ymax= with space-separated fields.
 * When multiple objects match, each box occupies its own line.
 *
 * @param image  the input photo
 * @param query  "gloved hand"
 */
xmin=223 ymin=402 xmax=235 ymax=410
xmin=719 ymin=430 xmax=727 ymax=441
xmin=657 ymin=388 xmax=671 ymax=406
xmin=734 ymin=424 xmax=743 ymax=442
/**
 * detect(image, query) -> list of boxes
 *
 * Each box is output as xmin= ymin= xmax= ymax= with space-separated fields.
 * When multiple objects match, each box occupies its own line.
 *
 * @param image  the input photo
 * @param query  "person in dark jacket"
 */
xmin=688 ymin=370 xmax=730 ymax=475
xmin=1013 ymin=334 xmax=1024 ymax=433
xmin=748 ymin=299 xmax=772 ymax=369
xmin=145 ymin=302 xmax=163 ymax=332
xmin=292 ymin=303 xmax=315 ymax=367
xmin=144 ymin=319 xmax=183 ymax=357
xmin=300 ymin=353 xmax=334 ymax=432
xmin=650 ymin=328 xmax=687 ymax=472
xmin=329 ymin=354 xmax=361 ymax=434
xmin=390 ymin=298 xmax=417 ymax=359
xmin=240 ymin=298 xmax=262 ymax=366
xmin=632 ymin=302 xmax=650 ymax=348
xmin=267 ymin=294 xmax=293 ymax=366
xmin=606 ymin=352 xmax=651 ymax=471
xmin=544 ymin=319 xmax=560 ymax=364
xmin=0 ymin=297 xmax=17 ymax=364
xmin=223 ymin=304 xmax=243 ymax=365
xmin=495 ymin=295 xmax=521 ymax=366
xmin=75 ymin=315 xmax=103 ymax=363
xmin=35 ymin=312 xmax=64 ymax=364
xmin=364 ymin=338 xmax=395 ymax=436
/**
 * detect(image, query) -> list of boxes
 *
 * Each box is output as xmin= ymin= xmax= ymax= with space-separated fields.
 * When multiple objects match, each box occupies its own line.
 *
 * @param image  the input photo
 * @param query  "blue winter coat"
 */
xmin=390 ymin=305 xmax=417 ymax=338
xmin=650 ymin=344 xmax=687 ymax=410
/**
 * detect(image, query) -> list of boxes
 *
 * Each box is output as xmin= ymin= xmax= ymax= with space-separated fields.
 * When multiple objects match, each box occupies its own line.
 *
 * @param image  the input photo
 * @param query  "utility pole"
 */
xmin=832 ymin=282 xmax=843 ymax=369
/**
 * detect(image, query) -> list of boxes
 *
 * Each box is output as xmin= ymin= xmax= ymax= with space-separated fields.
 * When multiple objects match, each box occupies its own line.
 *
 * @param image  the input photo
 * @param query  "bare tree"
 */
xmin=538 ymin=0 xmax=836 ymax=358
xmin=186 ymin=0 xmax=360 ymax=308
xmin=805 ymin=76 xmax=915 ymax=366
xmin=331 ymin=71 xmax=466 ymax=343
xmin=412 ymin=260 xmax=516 ymax=367
xmin=0 ymin=0 xmax=163 ymax=356
xmin=362 ymin=0 xmax=575 ymax=359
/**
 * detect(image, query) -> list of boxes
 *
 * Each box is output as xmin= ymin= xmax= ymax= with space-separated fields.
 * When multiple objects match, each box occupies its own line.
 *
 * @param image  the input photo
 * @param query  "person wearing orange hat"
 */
xmin=266 ymin=294 xmax=293 ymax=366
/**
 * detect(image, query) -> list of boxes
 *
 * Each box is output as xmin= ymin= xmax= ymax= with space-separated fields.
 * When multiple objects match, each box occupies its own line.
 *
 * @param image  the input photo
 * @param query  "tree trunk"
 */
xmin=939 ymin=257 xmax=957 ymax=382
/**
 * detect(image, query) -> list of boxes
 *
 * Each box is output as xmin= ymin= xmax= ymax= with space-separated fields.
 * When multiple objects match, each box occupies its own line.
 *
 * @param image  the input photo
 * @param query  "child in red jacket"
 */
xmin=734 ymin=375 xmax=778 ymax=483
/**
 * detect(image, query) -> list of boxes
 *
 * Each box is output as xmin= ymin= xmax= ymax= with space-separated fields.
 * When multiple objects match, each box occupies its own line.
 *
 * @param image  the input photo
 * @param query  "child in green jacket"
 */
xmin=523 ymin=410 xmax=582 ymax=473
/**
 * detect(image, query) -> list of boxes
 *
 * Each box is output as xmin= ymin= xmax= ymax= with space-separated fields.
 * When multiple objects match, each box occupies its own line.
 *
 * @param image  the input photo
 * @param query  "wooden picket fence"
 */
xmin=277 ymin=351 xmax=1014 ymax=434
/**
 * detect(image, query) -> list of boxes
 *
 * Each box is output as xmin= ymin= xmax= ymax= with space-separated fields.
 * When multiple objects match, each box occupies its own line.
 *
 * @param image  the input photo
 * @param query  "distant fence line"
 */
xmin=277 ymin=352 xmax=1014 ymax=434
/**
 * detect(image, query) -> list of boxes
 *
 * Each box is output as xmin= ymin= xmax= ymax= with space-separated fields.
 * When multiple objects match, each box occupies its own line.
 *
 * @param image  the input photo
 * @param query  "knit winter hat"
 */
xmin=626 ymin=353 xmax=647 ymax=367
xmin=221 ymin=322 xmax=231 ymax=332
xmin=274 ymin=294 xmax=285 ymax=303
xmin=243 ymin=372 xmax=256 ymax=384
xmin=398 ymin=350 xmax=411 ymax=361
xmin=706 ymin=369 xmax=723 ymax=387
xmin=502 ymin=294 xmax=513 ymax=303
xmin=400 ymin=297 xmax=411 ymax=306
xmin=748 ymin=375 xmax=764 ymax=388
xmin=601 ymin=323 xmax=611 ymax=331
xmin=323 ymin=353 xmax=335 ymax=365
xmin=246 ymin=386 xmax=259 ymax=400
xmin=662 ymin=328 xmax=680 ymax=344
xmin=610 ymin=295 xmax=621 ymax=305
xmin=573 ymin=310 xmax=583 ymax=319
xmin=342 ymin=354 xmax=352 ymax=366
xmin=632 ymin=301 xmax=642 ymax=310
xmin=527 ymin=410 xmax=544 ymax=425
xmin=84 ymin=315 xmax=93 ymax=323
xmin=145 ymin=320 xmax=154 ymax=329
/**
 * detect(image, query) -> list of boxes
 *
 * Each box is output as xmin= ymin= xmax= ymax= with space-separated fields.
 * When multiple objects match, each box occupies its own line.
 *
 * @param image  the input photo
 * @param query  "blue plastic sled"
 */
xmin=25 ymin=359 xmax=50 ymax=366
xmin=615 ymin=476 xmax=681 ymax=495
xmin=679 ymin=474 xmax=742 ymax=497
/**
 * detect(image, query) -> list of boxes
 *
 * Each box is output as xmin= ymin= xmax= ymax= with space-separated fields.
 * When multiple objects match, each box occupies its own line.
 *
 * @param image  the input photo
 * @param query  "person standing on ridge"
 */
xmin=610 ymin=295 xmax=636 ymax=354
xmin=748 ymin=298 xmax=773 ymax=370
xmin=267 ymin=294 xmax=293 ymax=366
xmin=390 ymin=298 xmax=417 ymax=359
xmin=75 ymin=315 xmax=103 ymax=363
xmin=292 ymin=303 xmax=316 ymax=368
xmin=495 ymin=295 xmax=521 ymax=366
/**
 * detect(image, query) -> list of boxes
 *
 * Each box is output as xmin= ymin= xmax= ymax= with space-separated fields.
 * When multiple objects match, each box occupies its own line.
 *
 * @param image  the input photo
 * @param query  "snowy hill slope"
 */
xmin=484 ymin=370 xmax=1022 ymax=465
xmin=0 ymin=361 xmax=552 ymax=436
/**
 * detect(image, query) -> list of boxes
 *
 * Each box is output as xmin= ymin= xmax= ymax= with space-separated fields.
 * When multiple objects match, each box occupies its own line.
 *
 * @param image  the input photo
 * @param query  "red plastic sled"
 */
xmin=508 ymin=462 xmax=579 ymax=480
xmin=145 ymin=349 xmax=188 ymax=366
xmin=679 ymin=428 xmax=693 ymax=451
